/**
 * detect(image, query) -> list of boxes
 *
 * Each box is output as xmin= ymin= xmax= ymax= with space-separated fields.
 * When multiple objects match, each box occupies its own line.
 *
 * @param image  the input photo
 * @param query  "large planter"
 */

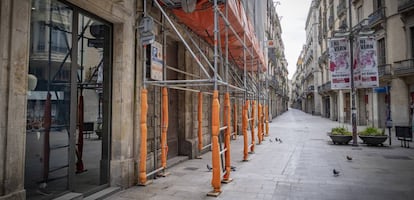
xmin=328 ymin=133 xmax=353 ymax=145
xmin=359 ymin=135 xmax=388 ymax=146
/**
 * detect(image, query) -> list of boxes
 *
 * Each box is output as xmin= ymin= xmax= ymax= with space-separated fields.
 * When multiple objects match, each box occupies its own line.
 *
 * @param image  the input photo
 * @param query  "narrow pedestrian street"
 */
xmin=107 ymin=109 xmax=414 ymax=200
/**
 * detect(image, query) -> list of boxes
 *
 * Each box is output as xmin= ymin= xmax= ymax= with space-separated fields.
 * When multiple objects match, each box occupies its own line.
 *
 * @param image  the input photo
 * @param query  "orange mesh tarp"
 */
xmin=171 ymin=0 xmax=266 ymax=72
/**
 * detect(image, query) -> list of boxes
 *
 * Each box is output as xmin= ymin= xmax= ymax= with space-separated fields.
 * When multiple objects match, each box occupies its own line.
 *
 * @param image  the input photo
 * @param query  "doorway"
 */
xmin=25 ymin=0 xmax=112 ymax=199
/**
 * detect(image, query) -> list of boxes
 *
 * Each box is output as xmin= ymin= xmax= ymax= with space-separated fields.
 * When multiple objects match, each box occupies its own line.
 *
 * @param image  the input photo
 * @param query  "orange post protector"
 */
xmin=139 ymin=89 xmax=148 ymax=184
xmin=211 ymin=90 xmax=221 ymax=193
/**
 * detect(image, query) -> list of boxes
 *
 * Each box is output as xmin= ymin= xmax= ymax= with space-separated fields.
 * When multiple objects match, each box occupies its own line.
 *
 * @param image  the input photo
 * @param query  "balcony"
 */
xmin=394 ymin=59 xmax=414 ymax=76
xmin=398 ymin=0 xmax=414 ymax=13
xmin=318 ymin=81 xmax=332 ymax=94
xmin=306 ymin=85 xmax=315 ymax=94
xmin=328 ymin=16 xmax=334 ymax=30
xmin=337 ymin=1 xmax=347 ymax=17
xmin=368 ymin=7 xmax=385 ymax=27
xmin=378 ymin=64 xmax=392 ymax=79
xmin=318 ymin=50 xmax=329 ymax=65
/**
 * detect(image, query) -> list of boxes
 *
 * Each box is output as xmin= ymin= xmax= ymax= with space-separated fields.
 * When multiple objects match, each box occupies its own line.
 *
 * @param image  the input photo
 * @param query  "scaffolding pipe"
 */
xmin=161 ymin=87 xmax=168 ymax=169
xmin=223 ymin=93 xmax=231 ymax=182
xmin=138 ymin=89 xmax=148 ymax=185
xmin=146 ymin=79 xmax=211 ymax=84
xmin=198 ymin=92 xmax=203 ymax=152
xmin=211 ymin=90 xmax=221 ymax=193
xmin=166 ymin=65 xmax=200 ymax=78
xmin=250 ymin=100 xmax=255 ymax=152
xmin=153 ymin=0 xmax=212 ymax=79
xmin=183 ymin=28 xmax=223 ymax=81
xmin=257 ymin=103 xmax=262 ymax=144
xmin=233 ymin=103 xmax=237 ymax=140
xmin=242 ymin=100 xmax=249 ymax=161
xmin=216 ymin=10 xmax=254 ymax=57
xmin=265 ymin=105 xmax=269 ymax=137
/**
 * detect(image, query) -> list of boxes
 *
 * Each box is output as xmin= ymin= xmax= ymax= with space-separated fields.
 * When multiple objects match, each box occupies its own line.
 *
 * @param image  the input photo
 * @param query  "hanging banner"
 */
xmin=356 ymin=36 xmax=378 ymax=88
xmin=328 ymin=37 xmax=351 ymax=89
xmin=151 ymin=41 xmax=163 ymax=81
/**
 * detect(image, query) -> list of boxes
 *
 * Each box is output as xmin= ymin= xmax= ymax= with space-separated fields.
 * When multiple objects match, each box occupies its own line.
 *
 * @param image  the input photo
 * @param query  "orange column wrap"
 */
xmin=139 ymin=89 xmax=148 ymax=184
xmin=250 ymin=100 xmax=255 ymax=152
xmin=223 ymin=93 xmax=231 ymax=181
xmin=257 ymin=103 xmax=262 ymax=144
xmin=211 ymin=90 xmax=221 ymax=193
xmin=265 ymin=105 xmax=269 ymax=136
xmin=161 ymin=87 xmax=169 ymax=168
xmin=233 ymin=103 xmax=237 ymax=139
xmin=198 ymin=92 xmax=203 ymax=151
xmin=242 ymin=100 xmax=249 ymax=161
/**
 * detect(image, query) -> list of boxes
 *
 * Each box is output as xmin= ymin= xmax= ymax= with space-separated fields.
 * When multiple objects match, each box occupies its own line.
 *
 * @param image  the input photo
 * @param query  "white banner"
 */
xmin=355 ymin=36 xmax=378 ymax=88
xmin=151 ymin=41 xmax=163 ymax=81
xmin=328 ymin=38 xmax=351 ymax=89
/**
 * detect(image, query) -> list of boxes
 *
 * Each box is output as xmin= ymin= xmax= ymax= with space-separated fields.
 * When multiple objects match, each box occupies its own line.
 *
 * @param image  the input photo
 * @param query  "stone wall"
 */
xmin=0 ymin=0 xmax=31 ymax=199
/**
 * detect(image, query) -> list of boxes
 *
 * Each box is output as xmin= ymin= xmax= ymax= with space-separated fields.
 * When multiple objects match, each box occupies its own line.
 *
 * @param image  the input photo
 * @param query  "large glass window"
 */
xmin=26 ymin=0 xmax=73 ymax=198
xmin=26 ymin=0 xmax=112 ymax=199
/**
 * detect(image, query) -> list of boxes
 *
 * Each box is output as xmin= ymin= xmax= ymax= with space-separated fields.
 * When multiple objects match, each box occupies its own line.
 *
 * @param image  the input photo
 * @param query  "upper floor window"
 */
xmin=410 ymin=27 xmax=414 ymax=58
xmin=377 ymin=38 xmax=386 ymax=65
xmin=357 ymin=6 xmax=363 ymax=23
xmin=373 ymin=0 xmax=384 ymax=9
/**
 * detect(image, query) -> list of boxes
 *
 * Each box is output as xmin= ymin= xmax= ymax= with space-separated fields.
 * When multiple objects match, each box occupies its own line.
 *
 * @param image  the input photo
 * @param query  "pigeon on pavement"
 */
xmin=206 ymin=164 xmax=212 ymax=172
xmin=333 ymin=169 xmax=340 ymax=177
xmin=346 ymin=156 xmax=352 ymax=161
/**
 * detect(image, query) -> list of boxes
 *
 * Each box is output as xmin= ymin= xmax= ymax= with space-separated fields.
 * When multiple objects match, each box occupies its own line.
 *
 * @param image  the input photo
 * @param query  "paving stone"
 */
xmin=105 ymin=109 xmax=414 ymax=200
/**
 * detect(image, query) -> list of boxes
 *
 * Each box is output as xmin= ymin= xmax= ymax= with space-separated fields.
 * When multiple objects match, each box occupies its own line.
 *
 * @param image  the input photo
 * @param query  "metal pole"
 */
xmin=153 ymin=0 xmax=211 ymax=79
xmin=213 ymin=0 xmax=218 ymax=90
xmin=348 ymin=0 xmax=358 ymax=146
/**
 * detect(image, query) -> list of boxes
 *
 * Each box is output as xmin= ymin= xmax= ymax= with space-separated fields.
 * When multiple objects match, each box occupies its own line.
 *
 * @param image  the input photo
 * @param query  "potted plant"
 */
xmin=358 ymin=127 xmax=387 ymax=146
xmin=328 ymin=126 xmax=352 ymax=145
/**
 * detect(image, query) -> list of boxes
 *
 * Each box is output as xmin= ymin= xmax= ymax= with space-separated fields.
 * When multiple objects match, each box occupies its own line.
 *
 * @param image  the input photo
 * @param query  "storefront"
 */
xmin=1 ymin=0 xmax=137 ymax=199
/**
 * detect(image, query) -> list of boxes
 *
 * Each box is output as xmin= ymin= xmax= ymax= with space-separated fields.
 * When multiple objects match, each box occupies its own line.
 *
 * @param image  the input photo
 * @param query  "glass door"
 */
xmin=26 ymin=0 xmax=112 ymax=198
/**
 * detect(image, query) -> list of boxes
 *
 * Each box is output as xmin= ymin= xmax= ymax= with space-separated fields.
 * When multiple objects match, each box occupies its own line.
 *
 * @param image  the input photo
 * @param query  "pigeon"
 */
xmin=206 ymin=164 xmax=212 ymax=172
xmin=269 ymin=139 xmax=273 ymax=143
xmin=230 ymin=166 xmax=236 ymax=171
xmin=346 ymin=156 xmax=352 ymax=161
xmin=279 ymin=139 xmax=283 ymax=143
xmin=275 ymin=137 xmax=279 ymax=142
xmin=333 ymin=169 xmax=340 ymax=177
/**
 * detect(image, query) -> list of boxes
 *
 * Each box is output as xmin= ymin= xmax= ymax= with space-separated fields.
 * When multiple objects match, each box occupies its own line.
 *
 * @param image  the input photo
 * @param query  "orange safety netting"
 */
xmin=171 ymin=0 xmax=266 ymax=72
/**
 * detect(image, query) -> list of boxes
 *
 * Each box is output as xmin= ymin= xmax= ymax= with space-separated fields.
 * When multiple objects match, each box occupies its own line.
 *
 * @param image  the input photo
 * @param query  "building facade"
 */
xmin=0 ymin=0 xmax=288 ymax=199
xmin=291 ymin=0 xmax=414 ymax=129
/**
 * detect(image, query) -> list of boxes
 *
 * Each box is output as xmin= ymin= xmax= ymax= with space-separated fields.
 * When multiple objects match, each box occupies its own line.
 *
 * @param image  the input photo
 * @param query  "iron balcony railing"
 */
xmin=318 ymin=81 xmax=331 ymax=94
xmin=368 ymin=7 xmax=385 ymax=27
xmin=378 ymin=64 xmax=392 ymax=78
xmin=394 ymin=58 xmax=414 ymax=76
xmin=398 ymin=0 xmax=414 ymax=12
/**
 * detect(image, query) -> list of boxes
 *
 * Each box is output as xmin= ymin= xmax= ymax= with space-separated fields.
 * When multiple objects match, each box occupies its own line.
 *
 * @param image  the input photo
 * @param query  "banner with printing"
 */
xmin=355 ymin=36 xmax=378 ymax=88
xmin=328 ymin=37 xmax=351 ymax=89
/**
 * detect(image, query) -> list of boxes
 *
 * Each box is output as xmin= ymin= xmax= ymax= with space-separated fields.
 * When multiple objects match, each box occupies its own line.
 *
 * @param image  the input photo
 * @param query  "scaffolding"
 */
xmin=138 ymin=0 xmax=271 ymax=196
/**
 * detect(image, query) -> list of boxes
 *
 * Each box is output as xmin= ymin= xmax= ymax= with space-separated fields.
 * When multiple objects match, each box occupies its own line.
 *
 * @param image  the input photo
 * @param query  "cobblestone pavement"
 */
xmin=106 ymin=109 xmax=414 ymax=200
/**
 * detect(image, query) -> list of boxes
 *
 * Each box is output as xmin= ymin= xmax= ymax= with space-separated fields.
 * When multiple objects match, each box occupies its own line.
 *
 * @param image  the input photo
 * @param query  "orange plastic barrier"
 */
xmin=242 ymin=100 xmax=249 ymax=161
xmin=171 ymin=0 xmax=266 ymax=72
xmin=211 ymin=90 xmax=221 ymax=193
xmin=139 ymin=89 xmax=148 ymax=185
xmin=250 ymin=100 xmax=255 ymax=152
xmin=233 ymin=103 xmax=237 ymax=140
xmin=223 ymin=93 xmax=231 ymax=182
xmin=161 ymin=87 xmax=169 ymax=168
xmin=265 ymin=105 xmax=269 ymax=137
xmin=258 ymin=103 xmax=262 ymax=144
xmin=198 ymin=92 xmax=203 ymax=151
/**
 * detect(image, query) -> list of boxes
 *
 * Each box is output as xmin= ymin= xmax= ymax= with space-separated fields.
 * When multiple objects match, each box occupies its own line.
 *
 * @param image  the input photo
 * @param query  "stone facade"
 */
xmin=291 ymin=0 xmax=414 ymax=129
xmin=0 ymin=0 xmax=288 ymax=199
